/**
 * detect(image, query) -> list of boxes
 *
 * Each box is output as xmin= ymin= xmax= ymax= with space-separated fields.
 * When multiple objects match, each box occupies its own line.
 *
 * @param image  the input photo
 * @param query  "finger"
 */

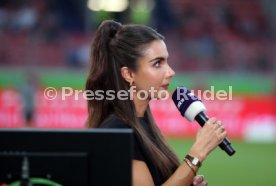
xmin=220 ymin=130 xmax=227 ymax=138
xmin=213 ymin=120 xmax=224 ymax=130
xmin=216 ymin=125 xmax=225 ymax=133
xmin=215 ymin=120 xmax=222 ymax=128
xmin=216 ymin=130 xmax=227 ymax=143
xmin=220 ymin=125 xmax=225 ymax=132
xmin=198 ymin=181 xmax=208 ymax=186
xmin=216 ymin=120 xmax=222 ymax=126
xmin=208 ymin=117 xmax=217 ymax=124
xmin=206 ymin=117 xmax=217 ymax=126
xmin=193 ymin=175 xmax=204 ymax=185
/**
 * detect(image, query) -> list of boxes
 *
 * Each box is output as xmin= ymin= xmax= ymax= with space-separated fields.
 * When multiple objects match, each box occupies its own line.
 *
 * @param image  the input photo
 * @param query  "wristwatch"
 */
xmin=185 ymin=154 xmax=202 ymax=167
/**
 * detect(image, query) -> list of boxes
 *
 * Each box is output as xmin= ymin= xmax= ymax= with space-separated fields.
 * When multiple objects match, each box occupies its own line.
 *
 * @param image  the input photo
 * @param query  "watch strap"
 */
xmin=185 ymin=154 xmax=202 ymax=167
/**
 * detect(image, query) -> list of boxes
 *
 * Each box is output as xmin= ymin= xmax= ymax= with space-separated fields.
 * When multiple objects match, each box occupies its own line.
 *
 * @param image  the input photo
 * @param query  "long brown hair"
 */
xmin=85 ymin=20 xmax=179 ymax=180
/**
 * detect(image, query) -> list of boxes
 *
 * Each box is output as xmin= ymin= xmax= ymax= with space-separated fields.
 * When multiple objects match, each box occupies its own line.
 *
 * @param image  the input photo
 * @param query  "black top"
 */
xmin=100 ymin=114 xmax=165 ymax=185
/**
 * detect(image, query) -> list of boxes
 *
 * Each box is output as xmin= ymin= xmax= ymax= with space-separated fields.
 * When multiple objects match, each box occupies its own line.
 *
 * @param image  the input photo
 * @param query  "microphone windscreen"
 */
xmin=172 ymin=87 xmax=206 ymax=121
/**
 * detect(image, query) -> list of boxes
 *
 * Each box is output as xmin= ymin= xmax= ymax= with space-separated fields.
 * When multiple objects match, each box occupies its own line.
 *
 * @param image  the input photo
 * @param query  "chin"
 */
xmin=156 ymin=90 xmax=169 ymax=100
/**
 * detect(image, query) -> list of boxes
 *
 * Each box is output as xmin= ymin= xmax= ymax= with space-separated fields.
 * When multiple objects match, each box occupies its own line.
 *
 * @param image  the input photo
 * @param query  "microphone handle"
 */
xmin=195 ymin=112 xmax=236 ymax=156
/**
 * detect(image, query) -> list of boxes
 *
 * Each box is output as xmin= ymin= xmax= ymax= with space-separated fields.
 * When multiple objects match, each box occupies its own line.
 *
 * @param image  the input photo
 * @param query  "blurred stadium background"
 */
xmin=0 ymin=0 xmax=275 ymax=185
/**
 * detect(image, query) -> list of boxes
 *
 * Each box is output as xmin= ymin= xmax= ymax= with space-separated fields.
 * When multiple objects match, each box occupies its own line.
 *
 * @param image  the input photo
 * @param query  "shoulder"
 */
xmin=100 ymin=114 xmax=130 ymax=129
xmin=100 ymin=114 xmax=146 ymax=161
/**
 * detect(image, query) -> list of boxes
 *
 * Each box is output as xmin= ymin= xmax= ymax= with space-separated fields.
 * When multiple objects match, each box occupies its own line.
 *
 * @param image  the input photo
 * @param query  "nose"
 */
xmin=166 ymin=64 xmax=175 ymax=79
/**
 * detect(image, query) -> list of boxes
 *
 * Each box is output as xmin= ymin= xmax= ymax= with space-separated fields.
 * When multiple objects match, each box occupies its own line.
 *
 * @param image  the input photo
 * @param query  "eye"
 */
xmin=153 ymin=60 xmax=161 ymax=68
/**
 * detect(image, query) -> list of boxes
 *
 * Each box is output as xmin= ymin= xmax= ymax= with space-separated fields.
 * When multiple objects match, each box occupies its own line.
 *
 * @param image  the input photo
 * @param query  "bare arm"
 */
xmin=132 ymin=160 xmax=154 ymax=186
xmin=132 ymin=117 xmax=227 ymax=186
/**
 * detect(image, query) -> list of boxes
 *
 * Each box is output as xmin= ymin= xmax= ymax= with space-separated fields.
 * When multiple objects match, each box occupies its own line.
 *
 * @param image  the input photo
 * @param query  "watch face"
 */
xmin=186 ymin=154 xmax=201 ymax=167
xmin=192 ymin=158 xmax=200 ymax=165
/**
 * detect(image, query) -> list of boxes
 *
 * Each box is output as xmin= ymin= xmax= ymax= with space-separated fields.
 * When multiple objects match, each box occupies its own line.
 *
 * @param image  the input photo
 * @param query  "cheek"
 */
xmin=147 ymin=76 xmax=163 ymax=89
xmin=136 ymin=69 xmax=163 ymax=89
xmin=146 ymin=70 xmax=165 ymax=87
xmin=144 ymin=71 xmax=167 ymax=99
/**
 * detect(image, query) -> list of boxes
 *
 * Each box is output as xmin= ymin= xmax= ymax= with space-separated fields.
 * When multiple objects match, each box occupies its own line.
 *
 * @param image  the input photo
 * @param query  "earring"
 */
xmin=130 ymin=81 xmax=133 ymax=87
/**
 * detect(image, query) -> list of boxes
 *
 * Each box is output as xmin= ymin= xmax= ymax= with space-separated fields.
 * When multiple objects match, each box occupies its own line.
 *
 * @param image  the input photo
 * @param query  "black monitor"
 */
xmin=0 ymin=128 xmax=133 ymax=186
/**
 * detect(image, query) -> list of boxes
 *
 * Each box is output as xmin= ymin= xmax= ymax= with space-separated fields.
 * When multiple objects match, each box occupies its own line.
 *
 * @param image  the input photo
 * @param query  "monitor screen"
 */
xmin=0 ymin=128 xmax=133 ymax=186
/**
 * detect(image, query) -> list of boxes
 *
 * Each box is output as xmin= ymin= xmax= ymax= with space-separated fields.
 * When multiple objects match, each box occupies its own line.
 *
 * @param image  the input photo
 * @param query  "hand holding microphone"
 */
xmin=191 ymin=117 xmax=228 ymax=160
xmin=172 ymin=87 xmax=236 ymax=158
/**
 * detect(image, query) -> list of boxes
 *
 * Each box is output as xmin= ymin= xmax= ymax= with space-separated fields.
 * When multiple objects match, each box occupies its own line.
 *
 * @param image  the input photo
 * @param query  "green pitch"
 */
xmin=0 ymin=68 xmax=274 ymax=95
xmin=167 ymin=139 xmax=276 ymax=186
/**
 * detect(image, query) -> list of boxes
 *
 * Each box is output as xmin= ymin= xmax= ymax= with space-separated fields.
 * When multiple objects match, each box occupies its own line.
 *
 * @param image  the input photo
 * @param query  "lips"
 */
xmin=161 ymin=84 xmax=169 ymax=89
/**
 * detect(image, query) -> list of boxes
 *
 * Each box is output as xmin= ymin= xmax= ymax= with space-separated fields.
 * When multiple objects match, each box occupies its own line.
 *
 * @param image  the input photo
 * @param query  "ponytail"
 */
xmin=87 ymin=20 xmax=122 ymax=92
xmin=85 ymin=20 xmax=126 ymax=127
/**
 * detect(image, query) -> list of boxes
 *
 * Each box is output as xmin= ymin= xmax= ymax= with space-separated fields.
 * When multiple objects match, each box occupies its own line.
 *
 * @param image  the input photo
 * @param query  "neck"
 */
xmin=133 ymin=94 xmax=149 ymax=117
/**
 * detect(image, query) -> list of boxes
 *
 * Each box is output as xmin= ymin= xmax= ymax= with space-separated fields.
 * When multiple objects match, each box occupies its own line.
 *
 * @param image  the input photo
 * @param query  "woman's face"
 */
xmin=132 ymin=39 xmax=175 ymax=100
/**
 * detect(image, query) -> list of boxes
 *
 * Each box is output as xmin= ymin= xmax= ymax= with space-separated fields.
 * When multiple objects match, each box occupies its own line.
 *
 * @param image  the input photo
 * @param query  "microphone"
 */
xmin=172 ymin=86 xmax=235 ymax=156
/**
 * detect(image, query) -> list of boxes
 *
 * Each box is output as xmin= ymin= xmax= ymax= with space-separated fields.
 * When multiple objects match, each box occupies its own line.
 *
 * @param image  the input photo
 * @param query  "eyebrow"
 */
xmin=149 ymin=56 xmax=168 ymax=63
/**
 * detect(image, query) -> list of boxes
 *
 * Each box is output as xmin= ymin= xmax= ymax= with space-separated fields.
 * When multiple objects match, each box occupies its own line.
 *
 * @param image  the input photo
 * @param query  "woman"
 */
xmin=85 ymin=20 xmax=227 ymax=186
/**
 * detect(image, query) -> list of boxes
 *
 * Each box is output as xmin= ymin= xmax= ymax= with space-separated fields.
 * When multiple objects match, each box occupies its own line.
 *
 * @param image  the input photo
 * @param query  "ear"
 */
xmin=121 ymin=66 xmax=135 ymax=84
